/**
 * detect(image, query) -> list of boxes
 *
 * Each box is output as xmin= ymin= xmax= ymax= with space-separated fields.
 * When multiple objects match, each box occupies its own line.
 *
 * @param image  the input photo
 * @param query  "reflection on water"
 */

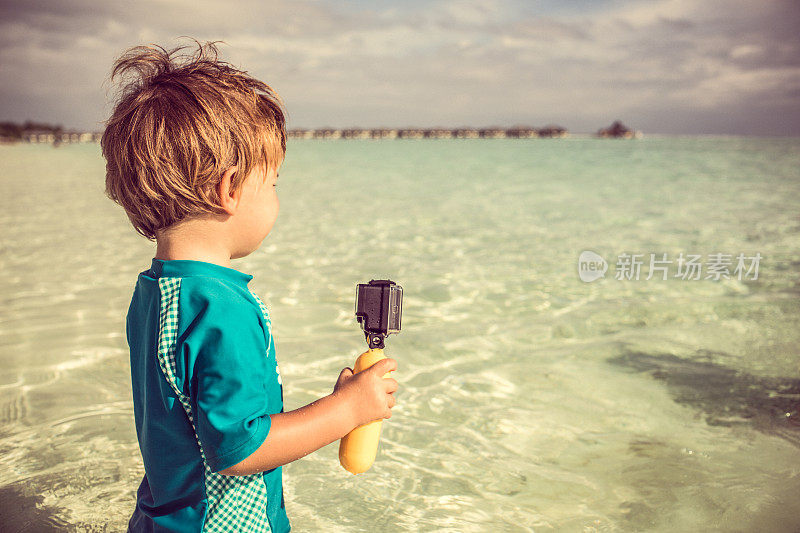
xmin=1 ymin=138 xmax=799 ymax=531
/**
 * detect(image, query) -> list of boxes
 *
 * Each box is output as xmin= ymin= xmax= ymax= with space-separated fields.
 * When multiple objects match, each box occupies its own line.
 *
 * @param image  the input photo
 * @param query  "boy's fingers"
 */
xmin=372 ymin=358 xmax=397 ymax=375
xmin=384 ymin=378 xmax=398 ymax=394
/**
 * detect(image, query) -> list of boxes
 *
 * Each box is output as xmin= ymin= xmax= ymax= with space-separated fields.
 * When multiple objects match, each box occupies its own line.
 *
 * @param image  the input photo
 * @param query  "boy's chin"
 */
xmin=231 ymin=237 xmax=269 ymax=259
xmin=231 ymin=248 xmax=256 ymax=260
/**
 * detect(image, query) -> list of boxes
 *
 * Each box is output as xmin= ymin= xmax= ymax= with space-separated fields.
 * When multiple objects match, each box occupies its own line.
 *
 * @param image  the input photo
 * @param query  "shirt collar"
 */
xmin=148 ymin=258 xmax=254 ymax=286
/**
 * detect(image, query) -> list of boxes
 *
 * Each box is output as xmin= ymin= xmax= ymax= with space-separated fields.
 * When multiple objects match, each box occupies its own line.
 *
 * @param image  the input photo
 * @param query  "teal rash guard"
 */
xmin=126 ymin=259 xmax=290 ymax=533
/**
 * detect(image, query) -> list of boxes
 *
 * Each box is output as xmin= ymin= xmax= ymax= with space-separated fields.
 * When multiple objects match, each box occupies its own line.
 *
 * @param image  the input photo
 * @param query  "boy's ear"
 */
xmin=217 ymin=166 xmax=240 ymax=215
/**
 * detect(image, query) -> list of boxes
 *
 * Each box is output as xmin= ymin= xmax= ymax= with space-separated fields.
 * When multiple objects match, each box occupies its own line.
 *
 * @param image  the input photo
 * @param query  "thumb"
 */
xmin=334 ymin=367 xmax=354 ymax=394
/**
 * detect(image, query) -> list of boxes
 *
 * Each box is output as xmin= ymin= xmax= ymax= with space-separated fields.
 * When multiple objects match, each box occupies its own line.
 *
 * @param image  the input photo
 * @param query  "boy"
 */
xmin=102 ymin=40 xmax=398 ymax=533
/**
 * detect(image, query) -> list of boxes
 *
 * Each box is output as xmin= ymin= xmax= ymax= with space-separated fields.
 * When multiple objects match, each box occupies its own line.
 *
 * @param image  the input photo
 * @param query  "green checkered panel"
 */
xmin=157 ymin=277 xmax=272 ymax=532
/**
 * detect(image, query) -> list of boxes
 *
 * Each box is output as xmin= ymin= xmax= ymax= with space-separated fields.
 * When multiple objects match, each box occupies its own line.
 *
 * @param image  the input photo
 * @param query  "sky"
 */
xmin=1 ymin=0 xmax=798 ymax=135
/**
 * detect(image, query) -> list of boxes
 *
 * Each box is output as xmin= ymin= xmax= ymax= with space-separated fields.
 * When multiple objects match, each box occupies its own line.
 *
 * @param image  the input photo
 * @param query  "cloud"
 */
xmin=0 ymin=0 xmax=797 ymax=134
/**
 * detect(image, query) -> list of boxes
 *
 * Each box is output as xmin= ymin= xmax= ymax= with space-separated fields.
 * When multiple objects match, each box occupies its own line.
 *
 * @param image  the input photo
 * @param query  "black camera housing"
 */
xmin=355 ymin=279 xmax=402 ymax=348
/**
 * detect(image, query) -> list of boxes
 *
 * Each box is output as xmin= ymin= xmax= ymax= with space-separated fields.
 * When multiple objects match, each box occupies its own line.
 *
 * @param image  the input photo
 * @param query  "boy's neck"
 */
xmin=154 ymin=218 xmax=234 ymax=268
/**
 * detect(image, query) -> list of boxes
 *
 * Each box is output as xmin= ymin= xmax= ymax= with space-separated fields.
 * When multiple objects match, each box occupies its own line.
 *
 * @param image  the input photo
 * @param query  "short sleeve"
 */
xmin=181 ymin=280 xmax=275 ymax=473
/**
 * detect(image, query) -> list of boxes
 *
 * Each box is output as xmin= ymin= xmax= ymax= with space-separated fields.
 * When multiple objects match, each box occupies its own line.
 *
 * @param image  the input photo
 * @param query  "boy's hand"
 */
xmin=333 ymin=358 xmax=398 ymax=428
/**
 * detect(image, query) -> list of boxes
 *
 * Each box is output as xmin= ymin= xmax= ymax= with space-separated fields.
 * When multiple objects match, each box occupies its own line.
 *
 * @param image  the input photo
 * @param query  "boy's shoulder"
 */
xmin=178 ymin=274 xmax=266 ymax=323
xmin=154 ymin=271 xmax=273 ymax=361
xmin=179 ymin=273 xmax=253 ymax=303
xmin=140 ymin=259 xmax=269 ymax=327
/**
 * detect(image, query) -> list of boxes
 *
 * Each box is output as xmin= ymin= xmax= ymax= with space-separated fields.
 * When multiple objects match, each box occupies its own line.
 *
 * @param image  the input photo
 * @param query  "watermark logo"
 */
xmin=578 ymin=250 xmax=608 ymax=282
xmin=577 ymin=251 xmax=762 ymax=282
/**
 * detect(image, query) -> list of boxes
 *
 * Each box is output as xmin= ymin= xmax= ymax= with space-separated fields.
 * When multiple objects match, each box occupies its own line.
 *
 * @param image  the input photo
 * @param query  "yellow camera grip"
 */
xmin=338 ymin=348 xmax=391 ymax=474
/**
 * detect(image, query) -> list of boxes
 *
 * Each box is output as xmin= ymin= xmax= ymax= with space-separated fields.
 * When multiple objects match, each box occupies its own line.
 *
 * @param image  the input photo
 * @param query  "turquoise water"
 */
xmin=1 ymin=137 xmax=799 ymax=531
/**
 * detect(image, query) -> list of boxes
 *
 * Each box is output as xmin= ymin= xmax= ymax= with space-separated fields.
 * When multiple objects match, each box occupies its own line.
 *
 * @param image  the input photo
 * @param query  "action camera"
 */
xmin=355 ymin=279 xmax=403 ymax=348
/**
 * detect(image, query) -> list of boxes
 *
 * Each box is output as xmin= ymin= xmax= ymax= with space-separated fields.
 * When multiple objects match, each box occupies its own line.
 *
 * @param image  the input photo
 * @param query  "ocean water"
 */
xmin=0 ymin=136 xmax=799 ymax=532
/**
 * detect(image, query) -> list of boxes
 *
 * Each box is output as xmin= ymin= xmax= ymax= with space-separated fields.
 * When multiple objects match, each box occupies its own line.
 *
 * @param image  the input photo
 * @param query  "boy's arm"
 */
xmin=219 ymin=357 xmax=397 ymax=476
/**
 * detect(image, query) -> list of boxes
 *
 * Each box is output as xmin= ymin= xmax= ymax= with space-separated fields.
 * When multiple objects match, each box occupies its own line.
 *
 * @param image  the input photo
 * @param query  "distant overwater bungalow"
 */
xmin=285 ymin=125 xmax=573 ymax=140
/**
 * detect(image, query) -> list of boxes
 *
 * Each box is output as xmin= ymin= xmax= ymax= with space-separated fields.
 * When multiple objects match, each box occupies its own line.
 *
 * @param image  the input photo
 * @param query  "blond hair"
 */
xmin=101 ymin=39 xmax=285 ymax=240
